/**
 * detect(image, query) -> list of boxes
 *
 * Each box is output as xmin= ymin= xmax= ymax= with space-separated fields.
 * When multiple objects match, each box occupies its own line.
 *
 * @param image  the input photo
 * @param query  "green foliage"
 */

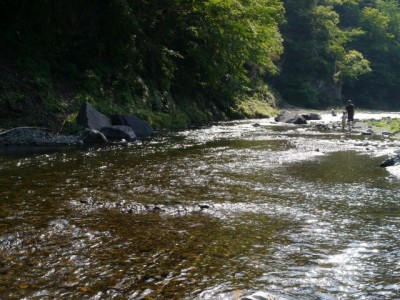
xmin=62 ymin=113 xmax=82 ymax=134
xmin=275 ymin=0 xmax=400 ymax=109
xmin=148 ymin=110 xmax=191 ymax=130
xmin=341 ymin=0 xmax=400 ymax=109
xmin=0 ymin=0 xmax=286 ymax=128
xmin=3 ymin=0 xmax=400 ymax=130
xmin=335 ymin=49 xmax=371 ymax=83
xmin=364 ymin=118 xmax=400 ymax=132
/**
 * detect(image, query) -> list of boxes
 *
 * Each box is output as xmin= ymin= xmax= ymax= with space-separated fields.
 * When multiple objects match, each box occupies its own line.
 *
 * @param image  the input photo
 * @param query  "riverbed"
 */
xmin=1 ymin=112 xmax=400 ymax=299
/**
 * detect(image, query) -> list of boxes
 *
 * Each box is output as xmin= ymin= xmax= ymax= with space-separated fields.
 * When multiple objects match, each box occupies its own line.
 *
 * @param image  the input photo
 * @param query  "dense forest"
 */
xmin=0 ymin=0 xmax=399 ymax=130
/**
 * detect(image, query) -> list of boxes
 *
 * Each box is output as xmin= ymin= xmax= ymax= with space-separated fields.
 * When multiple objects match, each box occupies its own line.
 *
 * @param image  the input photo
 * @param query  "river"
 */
xmin=1 ymin=111 xmax=400 ymax=299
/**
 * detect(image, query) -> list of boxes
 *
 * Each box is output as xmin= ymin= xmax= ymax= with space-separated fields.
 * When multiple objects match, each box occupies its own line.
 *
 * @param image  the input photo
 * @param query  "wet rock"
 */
xmin=274 ymin=111 xmax=307 ymax=125
xmin=76 ymin=101 xmax=112 ymax=131
xmin=355 ymin=142 xmax=370 ymax=147
xmin=72 ymin=199 xmax=212 ymax=216
xmin=314 ymin=124 xmax=330 ymax=131
xmin=100 ymin=125 xmax=137 ymax=141
xmin=0 ymin=234 xmax=22 ymax=249
xmin=111 ymin=115 xmax=154 ymax=139
xmin=80 ymin=129 xmax=108 ymax=144
xmin=302 ymin=113 xmax=322 ymax=120
xmin=391 ymin=130 xmax=400 ymax=138
xmin=380 ymin=155 xmax=400 ymax=167
xmin=362 ymin=128 xmax=374 ymax=135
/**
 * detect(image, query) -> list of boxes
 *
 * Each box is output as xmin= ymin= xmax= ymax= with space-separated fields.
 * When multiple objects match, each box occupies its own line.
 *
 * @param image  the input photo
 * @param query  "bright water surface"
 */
xmin=1 ymin=112 xmax=400 ymax=299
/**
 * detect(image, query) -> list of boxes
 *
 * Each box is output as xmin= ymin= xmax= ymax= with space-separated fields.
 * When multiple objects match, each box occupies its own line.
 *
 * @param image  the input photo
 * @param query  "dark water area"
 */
xmin=1 ymin=114 xmax=400 ymax=299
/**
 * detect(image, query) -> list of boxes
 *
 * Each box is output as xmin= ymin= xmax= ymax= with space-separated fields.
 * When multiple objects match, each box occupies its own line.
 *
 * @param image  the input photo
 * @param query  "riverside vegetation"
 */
xmin=1 ymin=1 xmax=400 ymax=132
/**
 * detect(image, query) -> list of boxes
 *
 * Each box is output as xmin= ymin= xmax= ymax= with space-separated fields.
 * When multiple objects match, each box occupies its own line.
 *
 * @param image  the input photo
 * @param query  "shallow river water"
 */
xmin=1 ymin=112 xmax=400 ymax=300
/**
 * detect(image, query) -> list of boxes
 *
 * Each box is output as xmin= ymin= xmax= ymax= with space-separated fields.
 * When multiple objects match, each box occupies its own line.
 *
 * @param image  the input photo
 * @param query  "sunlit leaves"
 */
xmin=184 ymin=0 xmax=284 ymax=97
xmin=334 ymin=49 xmax=371 ymax=83
xmin=361 ymin=7 xmax=390 ymax=36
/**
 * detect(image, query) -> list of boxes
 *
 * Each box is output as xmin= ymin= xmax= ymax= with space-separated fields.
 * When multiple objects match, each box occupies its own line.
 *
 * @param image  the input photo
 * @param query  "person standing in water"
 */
xmin=345 ymin=100 xmax=355 ymax=128
xmin=341 ymin=111 xmax=348 ymax=129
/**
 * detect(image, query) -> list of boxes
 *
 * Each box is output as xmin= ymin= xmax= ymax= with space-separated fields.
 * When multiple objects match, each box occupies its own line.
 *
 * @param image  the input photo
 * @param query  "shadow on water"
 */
xmin=285 ymin=150 xmax=388 ymax=184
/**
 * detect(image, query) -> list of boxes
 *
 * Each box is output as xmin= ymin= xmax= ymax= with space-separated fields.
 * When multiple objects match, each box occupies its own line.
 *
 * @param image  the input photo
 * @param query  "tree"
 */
xmin=275 ymin=0 xmax=369 ymax=108
xmin=342 ymin=1 xmax=400 ymax=109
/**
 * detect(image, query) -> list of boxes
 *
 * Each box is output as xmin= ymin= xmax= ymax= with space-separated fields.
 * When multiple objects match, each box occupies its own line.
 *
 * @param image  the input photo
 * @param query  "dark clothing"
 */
xmin=345 ymin=104 xmax=355 ymax=121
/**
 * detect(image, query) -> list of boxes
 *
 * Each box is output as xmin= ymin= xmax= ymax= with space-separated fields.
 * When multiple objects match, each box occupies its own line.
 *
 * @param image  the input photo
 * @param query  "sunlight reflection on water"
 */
xmin=2 ymin=112 xmax=400 ymax=299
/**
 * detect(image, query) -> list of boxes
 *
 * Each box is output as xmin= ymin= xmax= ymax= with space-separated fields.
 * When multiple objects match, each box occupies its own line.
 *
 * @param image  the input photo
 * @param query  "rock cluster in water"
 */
xmin=0 ymin=101 xmax=154 ymax=146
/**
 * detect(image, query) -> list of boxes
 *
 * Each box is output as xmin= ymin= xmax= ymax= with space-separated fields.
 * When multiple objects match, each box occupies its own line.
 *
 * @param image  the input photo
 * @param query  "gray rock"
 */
xmin=380 ymin=155 xmax=400 ymax=167
xmin=240 ymin=291 xmax=279 ymax=300
xmin=0 ymin=128 xmax=79 ymax=146
xmin=100 ymin=125 xmax=137 ymax=141
xmin=275 ymin=111 xmax=307 ymax=124
xmin=111 ymin=115 xmax=154 ymax=139
xmin=0 ymin=128 xmax=50 ymax=145
xmin=76 ymin=102 xmax=111 ymax=131
xmin=361 ymin=131 xmax=373 ymax=135
xmin=80 ymin=129 xmax=108 ymax=144
xmin=302 ymin=113 xmax=322 ymax=120
xmin=314 ymin=123 xmax=330 ymax=131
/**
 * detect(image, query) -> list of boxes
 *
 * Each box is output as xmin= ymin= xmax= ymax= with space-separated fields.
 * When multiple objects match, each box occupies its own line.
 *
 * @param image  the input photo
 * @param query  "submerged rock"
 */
xmin=314 ymin=123 xmax=330 ymax=131
xmin=80 ymin=129 xmax=108 ymax=144
xmin=100 ymin=125 xmax=137 ymax=141
xmin=240 ymin=291 xmax=279 ymax=300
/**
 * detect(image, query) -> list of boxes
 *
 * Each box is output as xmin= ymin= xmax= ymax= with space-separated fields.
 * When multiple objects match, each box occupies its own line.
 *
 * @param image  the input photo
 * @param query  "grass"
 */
xmin=235 ymin=98 xmax=278 ymax=118
xmin=364 ymin=117 xmax=400 ymax=132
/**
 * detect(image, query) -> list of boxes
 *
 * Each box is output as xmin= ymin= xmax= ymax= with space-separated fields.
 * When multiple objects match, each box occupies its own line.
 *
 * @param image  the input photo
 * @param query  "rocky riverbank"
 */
xmin=0 ymin=102 xmax=154 ymax=147
xmin=0 ymin=127 xmax=81 ymax=146
xmin=2 ymin=108 xmax=400 ymax=147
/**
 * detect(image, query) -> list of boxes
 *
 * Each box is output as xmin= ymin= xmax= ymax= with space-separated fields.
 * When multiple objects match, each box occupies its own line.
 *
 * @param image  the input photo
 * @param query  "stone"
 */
xmin=100 ymin=125 xmax=137 ymax=141
xmin=274 ymin=111 xmax=307 ymax=124
xmin=111 ymin=115 xmax=154 ymax=139
xmin=314 ymin=124 xmax=330 ymax=131
xmin=380 ymin=155 xmax=400 ymax=167
xmin=80 ymin=129 xmax=108 ymax=144
xmin=0 ymin=128 xmax=49 ymax=145
xmin=302 ymin=113 xmax=322 ymax=120
xmin=76 ymin=102 xmax=111 ymax=131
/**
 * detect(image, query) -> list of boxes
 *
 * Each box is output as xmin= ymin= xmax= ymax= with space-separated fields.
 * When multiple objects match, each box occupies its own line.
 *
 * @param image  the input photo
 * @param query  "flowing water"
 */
xmin=1 ymin=112 xmax=400 ymax=300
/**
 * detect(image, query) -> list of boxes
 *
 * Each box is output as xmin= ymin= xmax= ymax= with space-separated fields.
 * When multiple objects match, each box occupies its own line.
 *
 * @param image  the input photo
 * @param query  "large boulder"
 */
xmin=80 ymin=129 xmax=108 ymax=144
xmin=275 ymin=111 xmax=307 ymax=124
xmin=111 ymin=115 xmax=154 ymax=139
xmin=302 ymin=113 xmax=322 ymax=120
xmin=76 ymin=102 xmax=111 ymax=131
xmin=100 ymin=125 xmax=137 ymax=141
